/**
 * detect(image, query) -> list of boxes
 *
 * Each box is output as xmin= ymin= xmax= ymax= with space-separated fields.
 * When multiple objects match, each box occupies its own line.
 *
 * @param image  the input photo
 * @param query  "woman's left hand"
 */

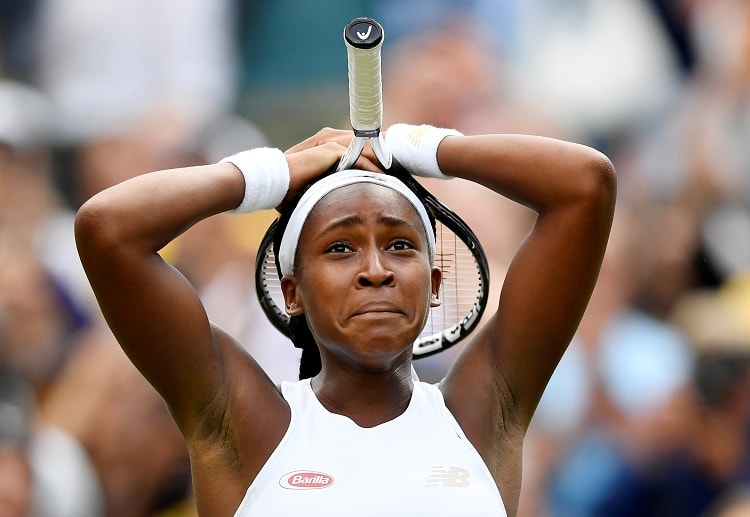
xmin=282 ymin=128 xmax=383 ymax=204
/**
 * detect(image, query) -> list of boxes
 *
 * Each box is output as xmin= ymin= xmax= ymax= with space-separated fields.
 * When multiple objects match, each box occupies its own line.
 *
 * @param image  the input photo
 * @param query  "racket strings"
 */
xmin=259 ymin=250 xmax=285 ymax=319
xmin=424 ymin=222 xmax=483 ymax=340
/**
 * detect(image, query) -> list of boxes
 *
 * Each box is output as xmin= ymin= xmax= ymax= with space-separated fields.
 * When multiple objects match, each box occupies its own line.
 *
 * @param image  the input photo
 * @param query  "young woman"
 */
xmin=75 ymin=124 xmax=616 ymax=516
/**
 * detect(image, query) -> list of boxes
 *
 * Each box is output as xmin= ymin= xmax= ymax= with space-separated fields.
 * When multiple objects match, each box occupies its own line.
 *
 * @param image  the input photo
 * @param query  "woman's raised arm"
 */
xmin=75 ymin=162 xmax=251 ymax=432
xmin=436 ymin=133 xmax=617 ymax=434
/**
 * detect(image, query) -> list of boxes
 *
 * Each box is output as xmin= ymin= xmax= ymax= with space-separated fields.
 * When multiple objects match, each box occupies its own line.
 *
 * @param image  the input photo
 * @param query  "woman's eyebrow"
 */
xmin=319 ymin=215 xmax=364 ymax=237
xmin=376 ymin=214 xmax=413 ymax=230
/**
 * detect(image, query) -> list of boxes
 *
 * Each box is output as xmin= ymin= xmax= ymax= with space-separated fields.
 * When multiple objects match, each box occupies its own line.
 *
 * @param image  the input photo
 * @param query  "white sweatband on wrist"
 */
xmin=219 ymin=147 xmax=290 ymax=213
xmin=385 ymin=123 xmax=463 ymax=179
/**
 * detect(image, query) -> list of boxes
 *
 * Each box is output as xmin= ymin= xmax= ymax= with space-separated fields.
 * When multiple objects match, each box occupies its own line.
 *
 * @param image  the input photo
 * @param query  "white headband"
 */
xmin=278 ymin=170 xmax=436 ymax=276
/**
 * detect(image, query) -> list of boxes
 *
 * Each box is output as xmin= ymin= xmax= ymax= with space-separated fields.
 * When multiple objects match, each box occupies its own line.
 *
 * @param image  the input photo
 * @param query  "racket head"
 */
xmin=253 ymin=163 xmax=490 ymax=359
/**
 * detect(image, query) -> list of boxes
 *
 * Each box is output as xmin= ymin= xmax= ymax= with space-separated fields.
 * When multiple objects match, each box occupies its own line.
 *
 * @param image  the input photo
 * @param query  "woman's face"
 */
xmin=282 ymin=183 xmax=441 ymax=368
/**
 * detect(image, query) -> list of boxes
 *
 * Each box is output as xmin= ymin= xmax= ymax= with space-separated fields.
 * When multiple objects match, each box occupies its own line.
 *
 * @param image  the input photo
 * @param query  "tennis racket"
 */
xmin=254 ymin=17 xmax=491 ymax=358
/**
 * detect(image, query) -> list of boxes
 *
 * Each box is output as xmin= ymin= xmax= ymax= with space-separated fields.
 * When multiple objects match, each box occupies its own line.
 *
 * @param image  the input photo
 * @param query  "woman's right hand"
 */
xmin=282 ymin=127 xmax=383 ymax=204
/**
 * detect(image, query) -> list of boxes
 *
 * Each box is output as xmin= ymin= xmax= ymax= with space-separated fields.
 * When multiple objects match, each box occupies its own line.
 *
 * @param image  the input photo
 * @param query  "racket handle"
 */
xmin=344 ymin=18 xmax=385 ymax=136
xmin=342 ymin=17 xmax=391 ymax=168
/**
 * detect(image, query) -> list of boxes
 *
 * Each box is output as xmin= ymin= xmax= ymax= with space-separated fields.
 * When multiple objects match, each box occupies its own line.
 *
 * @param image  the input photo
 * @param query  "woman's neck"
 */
xmin=310 ymin=364 xmax=414 ymax=427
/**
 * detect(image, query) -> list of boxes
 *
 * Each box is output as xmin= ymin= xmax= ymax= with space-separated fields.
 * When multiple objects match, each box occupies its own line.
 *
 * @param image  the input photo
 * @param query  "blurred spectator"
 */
xmin=628 ymin=0 xmax=750 ymax=303
xmin=509 ymin=0 xmax=681 ymax=145
xmin=0 ymin=246 xmax=76 ymax=393
xmin=0 ymin=80 xmax=86 ymax=392
xmin=33 ymin=0 xmax=236 ymax=146
xmin=0 ymin=445 xmax=32 ymax=517
xmin=378 ymin=0 xmax=681 ymax=146
xmin=0 ymin=0 xmax=40 ymax=81
xmin=27 ymin=0 xmax=240 ymax=216
xmin=381 ymin=19 xmax=558 ymax=136
xmin=646 ymin=0 xmax=698 ymax=73
xmin=525 ymin=208 xmax=695 ymax=516
xmin=0 ymin=369 xmax=35 ymax=517
xmin=0 ymin=79 xmax=52 ymax=151
xmin=31 ymin=326 xmax=191 ymax=517
xmin=704 ymin=486 xmax=750 ymax=517
xmin=536 ymin=285 xmax=750 ymax=516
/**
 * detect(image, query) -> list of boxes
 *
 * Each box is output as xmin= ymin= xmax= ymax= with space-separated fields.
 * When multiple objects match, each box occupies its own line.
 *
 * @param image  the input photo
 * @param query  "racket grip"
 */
xmin=344 ymin=18 xmax=385 ymax=136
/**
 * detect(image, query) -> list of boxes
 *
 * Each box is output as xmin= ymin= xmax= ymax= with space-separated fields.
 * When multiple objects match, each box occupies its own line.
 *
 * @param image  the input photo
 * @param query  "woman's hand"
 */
xmin=283 ymin=127 xmax=383 ymax=204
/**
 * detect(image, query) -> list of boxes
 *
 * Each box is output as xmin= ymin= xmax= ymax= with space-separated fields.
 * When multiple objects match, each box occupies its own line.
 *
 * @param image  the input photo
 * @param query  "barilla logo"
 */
xmin=279 ymin=471 xmax=334 ymax=490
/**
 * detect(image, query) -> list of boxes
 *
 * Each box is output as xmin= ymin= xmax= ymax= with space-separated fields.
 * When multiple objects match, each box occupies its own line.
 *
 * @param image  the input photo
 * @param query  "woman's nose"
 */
xmin=356 ymin=250 xmax=394 ymax=287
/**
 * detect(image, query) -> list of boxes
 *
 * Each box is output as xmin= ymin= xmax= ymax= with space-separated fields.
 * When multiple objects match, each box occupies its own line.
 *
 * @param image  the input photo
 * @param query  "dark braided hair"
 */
xmin=271 ymin=166 xmax=436 ymax=380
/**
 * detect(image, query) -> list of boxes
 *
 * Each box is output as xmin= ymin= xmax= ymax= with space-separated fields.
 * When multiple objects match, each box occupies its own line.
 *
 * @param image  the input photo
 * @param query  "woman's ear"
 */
xmin=280 ymin=276 xmax=305 ymax=316
xmin=430 ymin=266 xmax=442 ymax=308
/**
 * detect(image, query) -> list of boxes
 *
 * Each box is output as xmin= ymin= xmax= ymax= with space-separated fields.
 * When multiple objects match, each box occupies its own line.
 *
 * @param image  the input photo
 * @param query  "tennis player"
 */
xmin=75 ymin=124 xmax=616 ymax=516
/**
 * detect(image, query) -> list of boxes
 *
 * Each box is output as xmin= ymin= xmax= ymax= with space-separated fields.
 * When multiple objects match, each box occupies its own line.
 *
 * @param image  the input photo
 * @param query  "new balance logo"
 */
xmin=426 ymin=466 xmax=470 ymax=488
xmin=406 ymin=125 xmax=429 ymax=149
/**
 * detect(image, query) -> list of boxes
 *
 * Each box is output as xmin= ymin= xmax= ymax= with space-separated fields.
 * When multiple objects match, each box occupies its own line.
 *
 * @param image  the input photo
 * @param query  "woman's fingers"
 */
xmin=281 ymin=127 xmax=387 ymax=206
xmin=286 ymin=127 xmax=384 ymax=167
xmin=283 ymin=142 xmax=341 ymax=202
xmin=285 ymin=127 xmax=352 ymax=153
xmin=282 ymin=138 xmax=384 ymax=207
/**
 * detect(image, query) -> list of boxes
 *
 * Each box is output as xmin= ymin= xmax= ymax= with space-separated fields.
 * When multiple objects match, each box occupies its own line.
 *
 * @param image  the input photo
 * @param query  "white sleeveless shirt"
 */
xmin=234 ymin=378 xmax=507 ymax=516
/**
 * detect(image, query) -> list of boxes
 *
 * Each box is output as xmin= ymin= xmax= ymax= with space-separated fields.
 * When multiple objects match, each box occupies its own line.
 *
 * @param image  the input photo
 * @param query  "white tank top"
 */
xmin=234 ymin=379 xmax=507 ymax=516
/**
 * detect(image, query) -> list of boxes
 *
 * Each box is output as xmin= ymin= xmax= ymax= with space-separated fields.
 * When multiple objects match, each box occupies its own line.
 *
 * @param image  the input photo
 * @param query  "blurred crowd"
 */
xmin=1 ymin=0 xmax=750 ymax=515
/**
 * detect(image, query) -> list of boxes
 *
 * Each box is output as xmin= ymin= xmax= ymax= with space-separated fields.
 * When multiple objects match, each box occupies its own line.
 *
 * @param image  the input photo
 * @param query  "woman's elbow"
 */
xmin=74 ymin=194 xmax=121 ymax=260
xmin=579 ymin=149 xmax=617 ymax=210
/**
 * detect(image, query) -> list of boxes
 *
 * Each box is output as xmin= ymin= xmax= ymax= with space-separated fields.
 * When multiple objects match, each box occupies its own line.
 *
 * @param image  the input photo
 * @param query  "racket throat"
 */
xmin=370 ymin=134 xmax=392 ymax=169
xmin=336 ymin=138 xmax=365 ymax=171
xmin=336 ymin=134 xmax=392 ymax=171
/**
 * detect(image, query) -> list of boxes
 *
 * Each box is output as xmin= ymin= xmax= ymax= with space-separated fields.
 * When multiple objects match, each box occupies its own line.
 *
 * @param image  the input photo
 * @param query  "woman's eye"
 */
xmin=326 ymin=242 xmax=352 ymax=253
xmin=389 ymin=239 xmax=415 ymax=251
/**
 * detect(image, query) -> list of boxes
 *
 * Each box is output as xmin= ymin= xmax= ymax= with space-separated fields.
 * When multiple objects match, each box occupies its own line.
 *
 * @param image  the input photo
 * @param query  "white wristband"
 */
xmin=385 ymin=123 xmax=463 ymax=179
xmin=219 ymin=147 xmax=290 ymax=213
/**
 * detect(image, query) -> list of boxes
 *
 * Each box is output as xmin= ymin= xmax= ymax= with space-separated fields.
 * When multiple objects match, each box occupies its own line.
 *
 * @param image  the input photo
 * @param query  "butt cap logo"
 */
xmin=280 ymin=470 xmax=334 ymax=490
